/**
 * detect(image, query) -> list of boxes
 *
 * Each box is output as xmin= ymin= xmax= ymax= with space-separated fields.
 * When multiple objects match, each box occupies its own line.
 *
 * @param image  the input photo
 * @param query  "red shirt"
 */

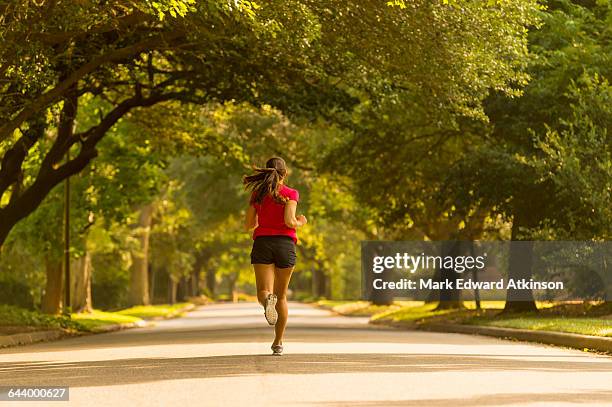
xmin=252 ymin=185 xmax=299 ymax=243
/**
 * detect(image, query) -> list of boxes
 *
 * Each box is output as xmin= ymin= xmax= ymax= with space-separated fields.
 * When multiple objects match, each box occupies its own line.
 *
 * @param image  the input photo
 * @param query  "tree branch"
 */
xmin=0 ymin=119 xmax=46 ymax=200
xmin=0 ymin=89 xmax=188 ymax=246
xmin=30 ymin=11 xmax=151 ymax=46
xmin=0 ymin=31 xmax=184 ymax=143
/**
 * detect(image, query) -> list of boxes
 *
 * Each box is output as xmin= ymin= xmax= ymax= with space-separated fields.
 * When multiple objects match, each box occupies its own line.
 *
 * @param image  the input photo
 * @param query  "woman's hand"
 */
xmin=297 ymin=214 xmax=308 ymax=226
xmin=245 ymin=205 xmax=258 ymax=231
xmin=284 ymin=201 xmax=308 ymax=228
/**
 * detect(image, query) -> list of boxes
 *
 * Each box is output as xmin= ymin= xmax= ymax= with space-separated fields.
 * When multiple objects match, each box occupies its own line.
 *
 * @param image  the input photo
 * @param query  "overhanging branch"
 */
xmin=0 ymin=88 xmax=191 ymax=246
xmin=0 ymin=31 xmax=185 ymax=143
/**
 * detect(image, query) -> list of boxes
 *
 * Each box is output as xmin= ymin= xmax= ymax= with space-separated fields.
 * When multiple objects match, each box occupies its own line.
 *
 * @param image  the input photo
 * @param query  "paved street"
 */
xmin=1 ymin=302 xmax=611 ymax=406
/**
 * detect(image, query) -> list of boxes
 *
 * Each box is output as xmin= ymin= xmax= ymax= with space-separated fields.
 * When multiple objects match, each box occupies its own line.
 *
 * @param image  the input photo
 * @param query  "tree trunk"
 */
xmin=128 ymin=204 xmax=154 ymax=306
xmin=41 ymin=257 xmax=63 ymax=314
xmin=228 ymin=273 xmax=238 ymax=303
xmin=368 ymin=244 xmax=394 ymax=306
xmin=190 ymin=253 xmax=205 ymax=297
xmin=168 ymin=276 xmax=178 ymax=305
xmin=503 ymin=240 xmax=537 ymax=313
xmin=436 ymin=240 xmax=464 ymax=310
xmin=177 ymin=276 xmax=187 ymax=302
xmin=206 ymin=268 xmax=216 ymax=298
xmin=425 ymin=268 xmax=441 ymax=303
xmin=149 ymin=264 xmax=157 ymax=304
xmin=71 ymin=251 xmax=93 ymax=313
xmin=0 ymin=117 xmax=47 ymax=248
xmin=0 ymin=92 xmax=181 ymax=248
xmin=191 ymin=270 xmax=200 ymax=297
xmin=371 ymin=290 xmax=394 ymax=305
xmin=312 ymin=267 xmax=328 ymax=299
xmin=503 ymin=211 xmax=538 ymax=313
xmin=185 ymin=275 xmax=193 ymax=297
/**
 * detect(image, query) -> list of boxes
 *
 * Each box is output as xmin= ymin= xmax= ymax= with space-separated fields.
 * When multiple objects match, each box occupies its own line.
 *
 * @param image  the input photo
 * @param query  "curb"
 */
xmin=419 ymin=323 xmax=612 ymax=353
xmin=0 ymin=320 xmax=150 ymax=347
xmin=0 ymin=303 xmax=197 ymax=348
xmin=314 ymin=303 xmax=379 ymax=318
xmin=0 ymin=329 xmax=68 ymax=348
xmin=144 ymin=303 xmax=197 ymax=321
xmin=90 ymin=320 xmax=148 ymax=333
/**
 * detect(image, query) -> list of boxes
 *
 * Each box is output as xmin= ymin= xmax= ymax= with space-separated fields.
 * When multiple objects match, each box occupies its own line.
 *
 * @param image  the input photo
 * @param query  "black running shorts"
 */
xmin=250 ymin=236 xmax=297 ymax=268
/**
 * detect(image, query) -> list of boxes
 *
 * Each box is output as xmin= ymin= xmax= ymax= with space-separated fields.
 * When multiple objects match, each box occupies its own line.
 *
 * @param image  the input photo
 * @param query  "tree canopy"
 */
xmin=1 ymin=0 xmax=609 ymax=313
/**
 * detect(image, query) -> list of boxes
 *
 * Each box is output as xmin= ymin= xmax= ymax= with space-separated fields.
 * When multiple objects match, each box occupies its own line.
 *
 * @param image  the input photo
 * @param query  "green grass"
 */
xmin=467 ymin=316 xmax=612 ymax=337
xmin=333 ymin=301 xmax=397 ymax=316
xmin=317 ymin=300 xmax=425 ymax=317
xmin=462 ymin=301 xmax=506 ymax=310
xmin=0 ymin=305 xmax=143 ymax=333
xmin=364 ymin=300 xmax=612 ymax=337
xmin=370 ymin=300 xmax=559 ymax=323
xmin=215 ymin=293 xmax=258 ymax=302
xmin=2 ymin=302 xmax=195 ymax=334
xmin=316 ymin=300 xmax=353 ymax=309
xmin=116 ymin=303 xmax=192 ymax=319
xmin=318 ymin=300 xmax=551 ymax=318
xmin=71 ymin=310 xmax=142 ymax=331
xmin=371 ymin=302 xmax=456 ymax=323
xmin=446 ymin=300 xmax=555 ymax=310
xmin=0 ymin=304 xmax=82 ymax=331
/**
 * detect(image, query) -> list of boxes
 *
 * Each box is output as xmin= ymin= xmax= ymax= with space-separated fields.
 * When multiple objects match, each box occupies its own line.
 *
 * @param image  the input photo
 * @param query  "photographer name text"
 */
xmin=372 ymin=278 xmax=564 ymax=291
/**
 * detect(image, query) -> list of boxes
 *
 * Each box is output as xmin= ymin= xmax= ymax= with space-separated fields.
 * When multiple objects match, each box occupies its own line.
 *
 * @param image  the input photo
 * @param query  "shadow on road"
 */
xmin=298 ymin=390 xmax=612 ymax=406
xmin=1 ymin=352 xmax=611 ymax=387
xmin=0 ymin=327 xmax=522 ymax=354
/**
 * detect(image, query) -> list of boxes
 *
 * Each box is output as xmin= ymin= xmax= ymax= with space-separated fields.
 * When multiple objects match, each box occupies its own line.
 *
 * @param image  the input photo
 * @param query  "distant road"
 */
xmin=1 ymin=302 xmax=611 ymax=406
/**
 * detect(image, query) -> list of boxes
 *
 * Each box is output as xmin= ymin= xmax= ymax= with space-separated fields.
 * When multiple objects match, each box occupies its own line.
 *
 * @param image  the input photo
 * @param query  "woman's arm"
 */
xmin=284 ymin=200 xmax=307 ymax=228
xmin=245 ymin=205 xmax=258 ymax=231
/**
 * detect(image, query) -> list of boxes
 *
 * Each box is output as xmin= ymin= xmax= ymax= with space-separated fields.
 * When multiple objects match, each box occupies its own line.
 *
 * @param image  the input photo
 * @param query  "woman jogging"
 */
xmin=243 ymin=157 xmax=308 ymax=356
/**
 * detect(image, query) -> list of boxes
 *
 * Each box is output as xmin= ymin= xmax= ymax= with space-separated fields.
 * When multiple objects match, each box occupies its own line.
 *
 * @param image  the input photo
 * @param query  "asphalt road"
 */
xmin=1 ymin=302 xmax=611 ymax=407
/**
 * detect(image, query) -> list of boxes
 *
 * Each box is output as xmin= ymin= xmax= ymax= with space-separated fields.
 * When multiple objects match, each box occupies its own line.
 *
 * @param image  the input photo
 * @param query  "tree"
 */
xmin=0 ymin=0 xmax=342 ymax=246
xmin=323 ymin=0 xmax=540 ymax=235
xmin=445 ymin=0 xmax=611 ymax=312
xmin=0 ymin=0 xmax=542 ymax=248
xmin=320 ymin=1 xmax=540 ymax=305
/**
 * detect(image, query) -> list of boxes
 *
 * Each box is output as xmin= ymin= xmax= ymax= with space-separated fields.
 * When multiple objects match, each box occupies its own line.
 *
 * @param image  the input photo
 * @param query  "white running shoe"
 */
xmin=271 ymin=344 xmax=283 ymax=356
xmin=264 ymin=293 xmax=278 ymax=325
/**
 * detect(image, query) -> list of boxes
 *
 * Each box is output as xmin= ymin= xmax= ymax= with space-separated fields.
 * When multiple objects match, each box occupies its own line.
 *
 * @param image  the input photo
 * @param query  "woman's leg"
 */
xmin=254 ymin=264 xmax=275 ymax=307
xmin=272 ymin=266 xmax=294 ymax=346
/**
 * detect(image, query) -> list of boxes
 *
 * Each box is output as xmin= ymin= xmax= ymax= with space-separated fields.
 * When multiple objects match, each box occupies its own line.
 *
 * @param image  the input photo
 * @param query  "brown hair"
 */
xmin=243 ymin=157 xmax=289 ymax=205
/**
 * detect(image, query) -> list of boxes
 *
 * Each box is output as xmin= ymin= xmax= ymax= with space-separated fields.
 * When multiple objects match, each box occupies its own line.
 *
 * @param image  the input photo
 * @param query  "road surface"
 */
xmin=0 ymin=302 xmax=611 ymax=406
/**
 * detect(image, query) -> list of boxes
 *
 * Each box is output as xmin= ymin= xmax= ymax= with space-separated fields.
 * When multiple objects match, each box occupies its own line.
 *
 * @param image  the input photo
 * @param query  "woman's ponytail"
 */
xmin=243 ymin=157 xmax=289 ymax=204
